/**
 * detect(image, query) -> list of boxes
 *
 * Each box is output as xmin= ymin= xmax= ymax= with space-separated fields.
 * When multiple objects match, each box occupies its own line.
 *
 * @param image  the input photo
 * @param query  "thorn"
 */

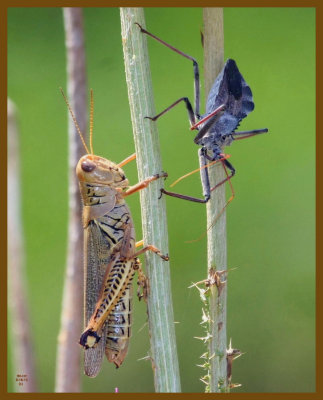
xmin=200 ymin=377 xmax=209 ymax=386
xmin=189 ymin=281 xmax=207 ymax=302
xmin=137 ymin=355 xmax=151 ymax=362
xmin=194 ymin=332 xmax=213 ymax=343
xmin=196 ymin=363 xmax=209 ymax=369
xmin=137 ymin=321 xmax=148 ymax=333
xmin=226 ymin=338 xmax=243 ymax=387
xmin=188 ymin=279 xmax=208 ymax=288
xmin=200 ymin=308 xmax=209 ymax=324
xmin=227 ymin=338 xmax=242 ymax=360
xmin=200 ymin=352 xmax=209 ymax=359
xmin=230 ymin=383 xmax=242 ymax=389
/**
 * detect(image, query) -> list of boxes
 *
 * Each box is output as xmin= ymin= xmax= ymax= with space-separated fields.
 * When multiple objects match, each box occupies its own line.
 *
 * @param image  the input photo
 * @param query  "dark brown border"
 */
xmin=2 ymin=2 xmax=320 ymax=399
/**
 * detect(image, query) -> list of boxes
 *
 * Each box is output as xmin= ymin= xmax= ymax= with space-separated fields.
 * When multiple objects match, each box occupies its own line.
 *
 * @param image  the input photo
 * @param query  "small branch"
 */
xmin=203 ymin=8 xmax=228 ymax=393
xmin=8 ymin=98 xmax=38 ymax=392
xmin=55 ymin=7 xmax=87 ymax=392
xmin=120 ymin=8 xmax=181 ymax=393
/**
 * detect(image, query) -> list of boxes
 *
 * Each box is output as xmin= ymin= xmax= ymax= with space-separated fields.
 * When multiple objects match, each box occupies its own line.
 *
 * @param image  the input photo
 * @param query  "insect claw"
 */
xmin=154 ymin=171 xmax=168 ymax=180
xmin=158 ymin=189 xmax=165 ymax=199
xmin=144 ymin=115 xmax=156 ymax=121
xmin=134 ymin=22 xmax=144 ymax=32
xmin=161 ymin=253 xmax=169 ymax=261
xmin=137 ymin=290 xmax=144 ymax=301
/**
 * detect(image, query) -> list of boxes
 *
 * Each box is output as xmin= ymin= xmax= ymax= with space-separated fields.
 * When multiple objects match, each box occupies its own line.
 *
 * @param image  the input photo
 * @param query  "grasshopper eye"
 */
xmin=81 ymin=160 xmax=96 ymax=172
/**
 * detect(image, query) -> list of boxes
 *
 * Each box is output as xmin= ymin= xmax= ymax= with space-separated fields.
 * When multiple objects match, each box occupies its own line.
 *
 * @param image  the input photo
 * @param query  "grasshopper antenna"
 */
xmin=89 ymin=89 xmax=94 ymax=155
xmin=60 ymin=87 xmax=91 ymax=154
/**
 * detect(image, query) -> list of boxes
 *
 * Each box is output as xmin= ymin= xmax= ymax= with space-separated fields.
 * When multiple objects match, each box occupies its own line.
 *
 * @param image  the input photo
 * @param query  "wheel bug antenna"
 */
xmin=169 ymin=154 xmax=231 ymax=188
xmin=89 ymin=89 xmax=94 ymax=154
xmin=60 ymin=87 xmax=90 ymax=155
xmin=185 ymin=160 xmax=235 ymax=244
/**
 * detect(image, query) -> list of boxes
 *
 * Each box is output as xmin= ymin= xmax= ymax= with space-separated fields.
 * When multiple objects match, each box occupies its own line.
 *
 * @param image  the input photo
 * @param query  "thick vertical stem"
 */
xmin=8 ymin=99 xmax=38 ymax=392
xmin=120 ymin=8 xmax=181 ymax=393
xmin=203 ymin=8 xmax=228 ymax=393
xmin=55 ymin=7 xmax=87 ymax=392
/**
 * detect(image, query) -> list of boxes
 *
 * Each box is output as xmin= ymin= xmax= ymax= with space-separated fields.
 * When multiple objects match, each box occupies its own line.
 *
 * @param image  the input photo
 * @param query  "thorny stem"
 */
xmin=203 ymin=8 xmax=228 ymax=393
xmin=8 ymin=99 xmax=38 ymax=393
xmin=55 ymin=7 xmax=87 ymax=392
xmin=120 ymin=8 xmax=181 ymax=393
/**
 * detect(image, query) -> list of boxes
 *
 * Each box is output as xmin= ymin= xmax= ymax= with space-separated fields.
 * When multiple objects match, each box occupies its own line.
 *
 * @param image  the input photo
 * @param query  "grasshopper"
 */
xmin=61 ymin=89 xmax=168 ymax=377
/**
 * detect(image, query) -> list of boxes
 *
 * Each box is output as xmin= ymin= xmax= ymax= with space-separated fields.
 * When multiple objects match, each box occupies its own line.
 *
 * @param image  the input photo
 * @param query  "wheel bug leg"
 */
xmin=186 ymin=161 xmax=235 ymax=243
xmin=199 ymin=148 xmax=211 ymax=202
xmin=210 ymin=157 xmax=235 ymax=193
xmin=145 ymin=97 xmax=196 ymax=126
xmin=160 ymin=103 xmax=233 ymax=204
xmin=135 ymin=22 xmax=201 ymax=116
xmin=160 ymin=152 xmax=235 ymax=204
xmin=232 ymin=128 xmax=268 ymax=141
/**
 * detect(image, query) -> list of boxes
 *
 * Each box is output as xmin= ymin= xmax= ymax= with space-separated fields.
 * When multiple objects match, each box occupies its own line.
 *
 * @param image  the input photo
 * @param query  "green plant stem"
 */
xmin=203 ymin=8 xmax=228 ymax=393
xmin=8 ymin=99 xmax=38 ymax=392
xmin=120 ymin=7 xmax=181 ymax=393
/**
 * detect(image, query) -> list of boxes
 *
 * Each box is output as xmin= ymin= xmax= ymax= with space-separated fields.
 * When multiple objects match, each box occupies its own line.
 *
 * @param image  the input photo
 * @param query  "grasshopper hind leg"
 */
xmin=105 ymin=284 xmax=133 ymax=368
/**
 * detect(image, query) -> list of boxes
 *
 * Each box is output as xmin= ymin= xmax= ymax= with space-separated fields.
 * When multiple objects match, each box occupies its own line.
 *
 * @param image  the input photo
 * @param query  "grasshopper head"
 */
xmin=76 ymin=154 xmax=129 ymax=189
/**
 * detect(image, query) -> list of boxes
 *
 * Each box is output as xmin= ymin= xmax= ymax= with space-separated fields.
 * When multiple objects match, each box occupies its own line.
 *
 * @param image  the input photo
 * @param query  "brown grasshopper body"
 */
xmin=77 ymin=154 xmax=168 ymax=376
xmin=77 ymin=155 xmax=136 ymax=374
xmin=61 ymin=89 xmax=168 ymax=377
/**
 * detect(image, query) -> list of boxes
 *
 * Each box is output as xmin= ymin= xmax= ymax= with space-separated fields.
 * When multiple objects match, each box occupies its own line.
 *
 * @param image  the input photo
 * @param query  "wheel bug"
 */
xmin=136 ymin=23 xmax=268 ymax=206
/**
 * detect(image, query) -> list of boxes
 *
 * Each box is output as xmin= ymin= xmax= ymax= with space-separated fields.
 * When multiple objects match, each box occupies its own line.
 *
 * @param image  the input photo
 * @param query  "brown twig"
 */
xmin=55 ymin=7 xmax=87 ymax=392
xmin=8 ymin=98 xmax=38 ymax=392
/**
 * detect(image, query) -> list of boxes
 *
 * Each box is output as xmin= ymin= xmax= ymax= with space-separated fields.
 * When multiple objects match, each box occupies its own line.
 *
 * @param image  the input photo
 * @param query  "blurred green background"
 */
xmin=7 ymin=7 xmax=315 ymax=393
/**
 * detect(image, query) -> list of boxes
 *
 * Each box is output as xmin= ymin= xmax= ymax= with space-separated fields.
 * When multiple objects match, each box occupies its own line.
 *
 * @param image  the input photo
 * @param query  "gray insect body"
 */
xmin=136 ymin=24 xmax=268 ymax=204
xmin=197 ymin=59 xmax=255 ymax=158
